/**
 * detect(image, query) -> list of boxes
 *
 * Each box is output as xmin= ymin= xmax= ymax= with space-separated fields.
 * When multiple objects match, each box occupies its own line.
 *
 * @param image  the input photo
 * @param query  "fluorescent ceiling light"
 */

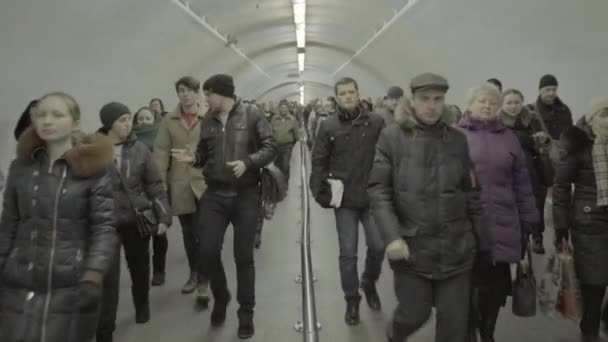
xmin=296 ymin=23 xmax=306 ymax=48
xmin=299 ymin=85 xmax=305 ymax=105
xmin=293 ymin=3 xmax=306 ymax=24
xmin=298 ymin=53 xmax=305 ymax=72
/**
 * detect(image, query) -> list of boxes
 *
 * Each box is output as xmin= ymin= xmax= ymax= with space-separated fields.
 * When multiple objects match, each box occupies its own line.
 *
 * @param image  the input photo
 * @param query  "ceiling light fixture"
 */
xmin=292 ymin=0 xmax=306 ymax=73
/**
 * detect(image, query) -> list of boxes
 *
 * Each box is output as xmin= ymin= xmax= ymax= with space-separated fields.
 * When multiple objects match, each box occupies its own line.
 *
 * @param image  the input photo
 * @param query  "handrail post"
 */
xmin=299 ymin=125 xmax=320 ymax=342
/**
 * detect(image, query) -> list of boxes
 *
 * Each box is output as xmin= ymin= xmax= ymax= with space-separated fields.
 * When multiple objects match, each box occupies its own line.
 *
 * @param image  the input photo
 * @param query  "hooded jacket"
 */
xmin=0 ymin=127 xmax=118 ymax=342
xmin=458 ymin=116 xmax=540 ymax=263
xmin=368 ymin=101 xmax=491 ymax=279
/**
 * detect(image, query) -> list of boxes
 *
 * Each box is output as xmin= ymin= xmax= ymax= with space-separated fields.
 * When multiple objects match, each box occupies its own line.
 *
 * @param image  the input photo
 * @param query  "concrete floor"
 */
xmin=114 ymin=145 xmax=588 ymax=342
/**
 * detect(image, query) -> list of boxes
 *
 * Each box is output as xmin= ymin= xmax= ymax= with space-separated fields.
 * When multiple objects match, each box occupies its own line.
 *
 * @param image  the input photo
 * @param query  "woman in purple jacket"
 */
xmin=459 ymin=83 xmax=540 ymax=342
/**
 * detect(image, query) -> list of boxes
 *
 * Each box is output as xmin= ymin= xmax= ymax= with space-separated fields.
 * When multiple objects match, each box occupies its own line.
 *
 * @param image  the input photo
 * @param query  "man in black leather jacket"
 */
xmin=172 ymin=74 xmax=276 ymax=339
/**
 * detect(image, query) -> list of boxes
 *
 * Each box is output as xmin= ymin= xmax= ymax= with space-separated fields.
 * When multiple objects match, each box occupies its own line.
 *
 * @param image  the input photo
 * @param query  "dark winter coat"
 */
xmin=108 ymin=132 xmax=172 ymax=227
xmin=368 ymin=103 xmax=492 ymax=279
xmin=553 ymin=119 xmax=608 ymax=285
xmin=500 ymin=108 xmax=548 ymax=195
xmin=527 ymin=96 xmax=573 ymax=140
xmin=194 ymin=100 xmax=277 ymax=193
xmin=310 ymin=105 xmax=385 ymax=209
xmin=0 ymin=127 xmax=118 ymax=342
xmin=458 ymin=116 xmax=540 ymax=263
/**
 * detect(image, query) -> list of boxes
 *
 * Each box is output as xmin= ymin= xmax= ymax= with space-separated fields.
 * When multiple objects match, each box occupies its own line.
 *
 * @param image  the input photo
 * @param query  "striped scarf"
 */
xmin=592 ymin=138 xmax=608 ymax=206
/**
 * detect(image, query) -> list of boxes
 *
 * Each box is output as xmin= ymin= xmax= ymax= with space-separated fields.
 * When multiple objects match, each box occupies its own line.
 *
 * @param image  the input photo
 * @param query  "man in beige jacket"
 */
xmin=154 ymin=76 xmax=209 ymax=307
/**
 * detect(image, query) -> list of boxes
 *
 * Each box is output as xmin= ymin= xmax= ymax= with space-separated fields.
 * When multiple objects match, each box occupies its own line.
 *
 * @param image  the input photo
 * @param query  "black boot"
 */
xmin=532 ymin=235 xmax=546 ymax=254
xmin=581 ymin=333 xmax=598 ymax=342
xmin=132 ymin=288 xmax=150 ymax=324
xmin=361 ymin=279 xmax=382 ymax=311
xmin=344 ymin=296 xmax=361 ymax=326
xmin=478 ymin=308 xmax=498 ymax=342
xmin=386 ymin=320 xmax=409 ymax=342
xmin=151 ymin=272 xmax=165 ymax=286
xmin=238 ymin=315 xmax=255 ymax=339
xmin=96 ymin=332 xmax=113 ymax=342
xmin=211 ymin=292 xmax=232 ymax=327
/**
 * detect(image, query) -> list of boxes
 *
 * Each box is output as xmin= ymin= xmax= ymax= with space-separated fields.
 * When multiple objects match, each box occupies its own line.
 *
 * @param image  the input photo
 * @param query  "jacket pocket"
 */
xmin=574 ymin=199 xmax=594 ymax=227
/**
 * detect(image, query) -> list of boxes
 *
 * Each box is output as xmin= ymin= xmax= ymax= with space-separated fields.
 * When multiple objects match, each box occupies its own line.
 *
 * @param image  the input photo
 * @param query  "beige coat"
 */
xmin=153 ymin=106 xmax=206 ymax=216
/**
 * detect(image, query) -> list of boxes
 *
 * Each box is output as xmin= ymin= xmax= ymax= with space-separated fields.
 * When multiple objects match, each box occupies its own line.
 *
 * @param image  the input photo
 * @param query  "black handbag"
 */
xmin=512 ymin=242 xmax=537 ymax=317
xmin=116 ymin=168 xmax=158 ymax=238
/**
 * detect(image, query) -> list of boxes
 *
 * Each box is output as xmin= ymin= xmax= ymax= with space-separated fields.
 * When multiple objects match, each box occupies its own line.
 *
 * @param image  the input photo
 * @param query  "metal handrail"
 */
xmin=299 ymin=134 xmax=320 ymax=342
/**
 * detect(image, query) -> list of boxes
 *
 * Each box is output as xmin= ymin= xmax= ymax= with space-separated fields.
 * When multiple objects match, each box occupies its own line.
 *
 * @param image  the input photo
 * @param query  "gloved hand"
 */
xmin=386 ymin=239 xmax=410 ymax=261
xmin=78 ymin=281 xmax=102 ymax=312
xmin=554 ymin=229 xmax=569 ymax=250
xmin=520 ymin=223 xmax=534 ymax=259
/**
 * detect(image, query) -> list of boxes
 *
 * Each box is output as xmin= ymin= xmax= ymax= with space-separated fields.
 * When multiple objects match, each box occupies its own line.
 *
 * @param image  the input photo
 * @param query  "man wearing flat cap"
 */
xmin=368 ymin=72 xmax=491 ymax=342
xmin=172 ymin=74 xmax=277 ymax=339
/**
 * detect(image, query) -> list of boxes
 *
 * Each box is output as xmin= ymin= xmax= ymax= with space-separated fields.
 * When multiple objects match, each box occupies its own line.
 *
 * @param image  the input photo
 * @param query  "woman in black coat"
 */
xmin=553 ymin=98 xmax=608 ymax=342
xmin=500 ymin=89 xmax=550 ymax=254
xmin=0 ymin=92 xmax=118 ymax=342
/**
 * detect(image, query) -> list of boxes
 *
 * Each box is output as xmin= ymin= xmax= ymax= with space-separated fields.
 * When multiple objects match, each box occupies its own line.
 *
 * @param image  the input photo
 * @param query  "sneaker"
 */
xmin=361 ymin=279 xmax=382 ymax=311
xmin=238 ymin=317 xmax=255 ymax=339
xmin=151 ymin=272 xmax=165 ymax=286
xmin=181 ymin=273 xmax=198 ymax=294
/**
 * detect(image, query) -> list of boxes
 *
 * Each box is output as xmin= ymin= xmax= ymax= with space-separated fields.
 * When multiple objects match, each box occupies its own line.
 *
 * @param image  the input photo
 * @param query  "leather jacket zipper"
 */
xmin=40 ymin=166 xmax=67 ymax=342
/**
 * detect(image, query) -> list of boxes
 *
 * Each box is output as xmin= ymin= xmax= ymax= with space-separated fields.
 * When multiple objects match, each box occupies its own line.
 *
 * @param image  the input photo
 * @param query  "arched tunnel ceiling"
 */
xmin=1 ymin=0 xmax=608 ymax=166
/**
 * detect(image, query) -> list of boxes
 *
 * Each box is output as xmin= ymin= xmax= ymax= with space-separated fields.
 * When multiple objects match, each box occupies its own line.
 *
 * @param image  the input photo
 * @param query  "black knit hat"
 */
xmin=486 ymin=78 xmax=502 ymax=91
xmin=100 ymin=102 xmax=130 ymax=130
xmin=386 ymin=86 xmax=404 ymax=99
xmin=539 ymin=74 xmax=558 ymax=89
xmin=203 ymin=74 xmax=235 ymax=98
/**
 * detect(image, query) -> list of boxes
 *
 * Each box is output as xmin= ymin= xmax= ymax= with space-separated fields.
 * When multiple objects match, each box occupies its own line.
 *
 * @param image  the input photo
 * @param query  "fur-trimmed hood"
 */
xmin=17 ymin=126 xmax=114 ymax=177
xmin=394 ymin=97 xmax=454 ymax=130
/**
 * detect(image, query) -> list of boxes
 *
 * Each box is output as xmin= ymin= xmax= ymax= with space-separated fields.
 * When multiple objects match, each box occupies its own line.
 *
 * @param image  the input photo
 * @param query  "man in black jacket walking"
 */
xmin=172 ymin=74 xmax=276 ymax=339
xmin=368 ymin=73 xmax=491 ymax=342
xmin=310 ymin=77 xmax=386 ymax=326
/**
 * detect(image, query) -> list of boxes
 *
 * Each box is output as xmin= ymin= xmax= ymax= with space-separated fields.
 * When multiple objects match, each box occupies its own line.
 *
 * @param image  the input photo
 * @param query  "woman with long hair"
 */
xmin=0 ymin=92 xmax=118 ymax=342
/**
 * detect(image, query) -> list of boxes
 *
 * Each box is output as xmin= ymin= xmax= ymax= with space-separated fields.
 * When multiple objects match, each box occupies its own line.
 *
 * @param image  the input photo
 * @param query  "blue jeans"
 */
xmin=334 ymin=207 xmax=385 ymax=298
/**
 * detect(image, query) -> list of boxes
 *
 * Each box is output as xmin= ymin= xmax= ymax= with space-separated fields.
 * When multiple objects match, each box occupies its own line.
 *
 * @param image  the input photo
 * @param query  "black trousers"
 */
xmin=533 ymin=187 xmax=548 ymax=237
xmin=390 ymin=267 xmax=471 ymax=342
xmin=198 ymin=188 xmax=260 ymax=319
xmin=580 ymin=283 xmax=607 ymax=337
xmin=96 ymin=224 xmax=151 ymax=339
xmin=475 ymin=262 xmax=512 ymax=340
xmin=152 ymin=233 xmax=168 ymax=274
xmin=178 ymin=211 xmax=200 ymax=274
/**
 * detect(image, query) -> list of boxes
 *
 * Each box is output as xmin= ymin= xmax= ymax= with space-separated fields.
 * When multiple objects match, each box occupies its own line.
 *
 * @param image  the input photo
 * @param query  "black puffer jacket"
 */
xmin=108 ymin=132 xmax=172 ymax=227
xmin=194 ymin=100 xmax=277 ymax=192
xmin=368 ymin=102 xmax=491 ymax=279
xmin=310 ymin=105 xmax=385 ymax=209
xmin=553 ymin=119 xmax=608 ymax=285
xmin=501 ymin=108 xmax=548 ymax=195
xmin=0 ymin=127 xmax=118 ymax=342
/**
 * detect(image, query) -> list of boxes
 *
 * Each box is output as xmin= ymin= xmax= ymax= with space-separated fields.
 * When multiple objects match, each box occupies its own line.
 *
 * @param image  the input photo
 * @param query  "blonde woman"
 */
xmin=458 ymin=84 xmax=539 ymax=342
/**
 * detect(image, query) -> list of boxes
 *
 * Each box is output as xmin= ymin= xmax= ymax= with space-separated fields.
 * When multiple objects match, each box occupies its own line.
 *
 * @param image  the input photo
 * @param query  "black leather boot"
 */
xmin=238 ymin=315 xmax=255 ymax=339
xmin=344 ymin=296 xmax=361 ymax=326
xmin=361 ymin=279 xmax=382 ymax=311
xmin=478 ymin=308 xmax=498 ymax=342
xmin=211 ymin=292 xmax=232 ymax=327
xmin=132 ymin=287 xmax=150 ymax=324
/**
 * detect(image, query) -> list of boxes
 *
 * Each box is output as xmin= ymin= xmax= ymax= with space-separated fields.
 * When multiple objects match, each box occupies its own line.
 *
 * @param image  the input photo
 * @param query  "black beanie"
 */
xmin=203 ymin=74 xmax=235 ymax=98
xmin=539 ymin=74 xmax=558 ymax=89
xmin=100 ymin=102 xmax=130 ymax=129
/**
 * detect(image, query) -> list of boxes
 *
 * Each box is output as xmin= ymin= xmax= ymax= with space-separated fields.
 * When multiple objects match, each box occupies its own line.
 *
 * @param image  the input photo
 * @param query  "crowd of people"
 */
xmin=0 ymin=70 xmax=607 ymax=342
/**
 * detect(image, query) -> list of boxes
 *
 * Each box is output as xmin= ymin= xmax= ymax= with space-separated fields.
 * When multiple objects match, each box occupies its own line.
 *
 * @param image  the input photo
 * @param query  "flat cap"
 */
xmin=409 ymin=72 xmax=449 ymax=93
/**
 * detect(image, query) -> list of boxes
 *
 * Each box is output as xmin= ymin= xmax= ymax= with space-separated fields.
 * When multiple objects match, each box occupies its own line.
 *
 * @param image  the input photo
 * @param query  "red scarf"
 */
xmin=181 ymin=108 xmax=197 ymax=127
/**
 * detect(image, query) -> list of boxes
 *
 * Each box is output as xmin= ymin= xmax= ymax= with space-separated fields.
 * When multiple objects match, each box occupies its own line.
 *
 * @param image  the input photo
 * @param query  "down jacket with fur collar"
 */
xmin=0 ymin=127 xmax=118 ymax=342
xmin=368 ymin=100 xmax=491 ymax=279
